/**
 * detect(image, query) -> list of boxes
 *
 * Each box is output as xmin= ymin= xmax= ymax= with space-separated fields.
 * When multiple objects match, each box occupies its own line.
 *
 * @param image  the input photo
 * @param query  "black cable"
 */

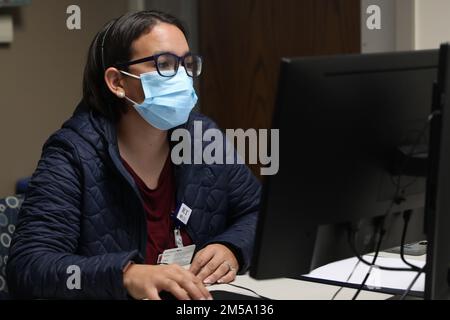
xmin=346 ymin=209 xmax=425 ymax=300
xmin=352 ymin=228 xmax=385 ymax=300
xmin=395 ymin=118 xmax=432 ymax=189
xmin=348 ymin=227 xmax=414 ymax=271
xmin=342 ymin=218 xmax=387 ymax=300
xmin=331 ymin=260 xmax=361 ymax=300
xmin=397 ymin=112 xmax=441 ymax=300
xmin=355 ymin=114 xmax=434 ymax=262
xmin=393 ymin=112 xmax=439 ymax=205
xmin=348 ymin=115 xmax=433 ymax=299
xmin=399 ymin=268 xmax=425 ymax=300
xmin=224 ymin=283 xmax=271 ymax=300
xmin=400 ymin=210 xmax=423 ymax=272
xmin=332 ymin=113 xmax=435 ymax=300
xmin=387 ymin=116 xmax=432 ymax=226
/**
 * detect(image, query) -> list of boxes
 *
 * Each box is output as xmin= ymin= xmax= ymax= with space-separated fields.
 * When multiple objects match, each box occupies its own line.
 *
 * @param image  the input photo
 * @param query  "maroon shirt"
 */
xmin=122 ymin=156 xmax=193 ymax=265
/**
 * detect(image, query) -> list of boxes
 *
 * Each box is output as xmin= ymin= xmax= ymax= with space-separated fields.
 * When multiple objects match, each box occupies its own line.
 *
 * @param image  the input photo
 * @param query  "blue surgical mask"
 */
xmin=120 ymin=67 xmax=198 ymax=130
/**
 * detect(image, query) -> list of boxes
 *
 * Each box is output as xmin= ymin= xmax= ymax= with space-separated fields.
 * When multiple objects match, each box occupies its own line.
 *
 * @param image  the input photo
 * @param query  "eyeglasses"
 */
xmin=115 ymin=52 xmax=203 ymax=78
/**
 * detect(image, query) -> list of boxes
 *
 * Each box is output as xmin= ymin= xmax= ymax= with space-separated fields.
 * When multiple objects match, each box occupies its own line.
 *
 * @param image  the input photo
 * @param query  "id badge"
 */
xmin=157 ymin=244 xmax=196 ymax=266
xmin=176 ymin=203 xmax=192 ymax=225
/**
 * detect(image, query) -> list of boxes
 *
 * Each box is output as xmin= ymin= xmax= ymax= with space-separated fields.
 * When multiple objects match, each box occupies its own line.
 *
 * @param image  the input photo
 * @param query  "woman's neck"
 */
xmin=116 ymin=108 xmax=169 ymax=167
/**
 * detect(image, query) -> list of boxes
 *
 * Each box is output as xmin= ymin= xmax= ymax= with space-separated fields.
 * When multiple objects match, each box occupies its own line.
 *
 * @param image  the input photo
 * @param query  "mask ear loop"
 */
xmin=120 ymin=70 xmax=141 ymax=80
xmin=118 ymin=70 xmax=141 ymax=106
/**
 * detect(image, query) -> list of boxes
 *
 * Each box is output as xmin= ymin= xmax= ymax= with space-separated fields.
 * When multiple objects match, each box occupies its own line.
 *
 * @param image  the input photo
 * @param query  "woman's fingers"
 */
xmin=189 ymin=248 xmax=214 ymax=275
xmin=203 ymin=261 xmax=230 ymax=284
xmin=190 ymin=244 xmax=240 ymax=285
xmin=217 ymin=268 xmax=237 ymax=284
xmin=196 ymin=255 xmax=223 ymax=282
xmin=144 ymin=287 xmax=161 ymax=300
xmin=170 ymin=265 xmax=213 ymax=300
xmin=163 ymin=279 xmax=191 ymax=300
xmin=124 ymin=264 xmax=213 ymax=300
xmin=180 ymin=275 xmax=213 ymax=300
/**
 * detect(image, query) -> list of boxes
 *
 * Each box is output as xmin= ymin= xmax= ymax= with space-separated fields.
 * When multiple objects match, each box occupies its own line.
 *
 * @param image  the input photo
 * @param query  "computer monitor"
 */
xmin=424 ymin=43 xmax=450 ymax=300
xmin=251 ymin=50 xmax=439 ymax=286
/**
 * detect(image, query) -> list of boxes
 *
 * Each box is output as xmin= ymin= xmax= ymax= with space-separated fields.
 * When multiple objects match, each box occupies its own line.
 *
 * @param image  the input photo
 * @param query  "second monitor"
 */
xmin=251 ymin=49 xmax=438 ymax=281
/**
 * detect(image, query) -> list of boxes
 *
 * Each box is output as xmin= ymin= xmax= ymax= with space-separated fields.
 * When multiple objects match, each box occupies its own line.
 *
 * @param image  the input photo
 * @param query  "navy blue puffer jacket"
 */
xmin=6 ymin=101 xmax=261 ymax=299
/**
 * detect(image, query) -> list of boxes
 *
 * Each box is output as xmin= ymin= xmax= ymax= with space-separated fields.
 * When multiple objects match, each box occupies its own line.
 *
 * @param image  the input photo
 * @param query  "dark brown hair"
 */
xmin=82 ymin=10 xmax=187 ymax=122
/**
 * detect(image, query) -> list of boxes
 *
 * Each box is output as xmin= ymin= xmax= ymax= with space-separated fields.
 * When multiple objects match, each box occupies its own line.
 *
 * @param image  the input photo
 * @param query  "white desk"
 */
xmin=209 ymin=275 xmax=392 ymax=300
xmin=208 ymin=252 xmax=426 ymax=300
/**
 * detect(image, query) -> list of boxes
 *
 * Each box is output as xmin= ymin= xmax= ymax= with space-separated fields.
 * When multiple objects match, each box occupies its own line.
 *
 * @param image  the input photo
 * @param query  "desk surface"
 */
xmin=208 ymin=252 xmax=426 ymax=300
xmin=209 ymin=274 xmax=392 ymax=300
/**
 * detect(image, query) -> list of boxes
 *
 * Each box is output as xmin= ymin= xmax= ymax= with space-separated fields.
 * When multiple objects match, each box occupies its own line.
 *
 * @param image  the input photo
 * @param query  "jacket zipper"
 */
xmin=173 ymin=164 xmax=198 ymax=245
xmin=108 ymin=121 xmax=201 ymax=260
xmin=108 ymin=145 xmax=147 ymax=261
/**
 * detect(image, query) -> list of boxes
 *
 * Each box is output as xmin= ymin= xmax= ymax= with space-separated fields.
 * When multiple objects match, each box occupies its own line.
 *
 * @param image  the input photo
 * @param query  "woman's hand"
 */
xmin=189 ymin=244 xmax=239 ymax=285
xmin=123 ymin=264 xmax=212 ymax=300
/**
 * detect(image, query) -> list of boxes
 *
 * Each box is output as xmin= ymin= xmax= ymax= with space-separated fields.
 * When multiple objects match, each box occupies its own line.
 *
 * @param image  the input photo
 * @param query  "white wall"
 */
xmin=415 ymin=0 xmax=450 ymax=50
xmin=361 ymin=0 xmax=450 ymax=52
xmin=361 ymin=0 xmax=396 ymax=53
xmin=361 ymin=0 xmax=416 ymax=52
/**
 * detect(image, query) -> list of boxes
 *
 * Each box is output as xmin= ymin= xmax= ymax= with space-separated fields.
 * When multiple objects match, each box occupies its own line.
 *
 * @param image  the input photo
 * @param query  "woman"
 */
xmin=6 ymin=11 xmax=260 ymax=300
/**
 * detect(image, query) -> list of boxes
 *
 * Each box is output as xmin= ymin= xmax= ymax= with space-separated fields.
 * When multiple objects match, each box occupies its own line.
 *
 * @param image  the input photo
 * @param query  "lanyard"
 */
xmin=174 ymin=227 xmax=184 ymax=248
xmin=171 ymin=203 xmax=193 ymax=249
xmin=171 ymin=210 xmax=185 ymax=248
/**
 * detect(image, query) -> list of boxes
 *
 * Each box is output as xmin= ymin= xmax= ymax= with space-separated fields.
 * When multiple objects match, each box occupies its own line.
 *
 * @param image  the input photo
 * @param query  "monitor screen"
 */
xmin=251 ymin=50 xmax=438 ymax=282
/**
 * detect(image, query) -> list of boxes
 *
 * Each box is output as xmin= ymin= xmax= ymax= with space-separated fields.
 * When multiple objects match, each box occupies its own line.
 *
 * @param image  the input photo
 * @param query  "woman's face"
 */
xmin=106 ymin=22 xmax=190 ymax=105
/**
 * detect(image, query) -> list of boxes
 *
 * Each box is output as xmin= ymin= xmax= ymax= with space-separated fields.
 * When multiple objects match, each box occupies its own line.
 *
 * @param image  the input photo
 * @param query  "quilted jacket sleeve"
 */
xmin=205 ymin=163 xmax=261 ymax=274
xmin=6 ymin=134 xmax=140 ymax=299
xmin=198 ymin=116 xmax=261 ymax=274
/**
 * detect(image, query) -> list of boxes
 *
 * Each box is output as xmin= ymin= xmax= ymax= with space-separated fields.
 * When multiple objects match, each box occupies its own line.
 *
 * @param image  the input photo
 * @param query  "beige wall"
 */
xmin=0 ymin=0 xmax=128 ymax=197
xmin=361 ymin=0 xmax=450 ymax=52
xmin=361 ymin=0 xmax=416 ymax=52
xmin=415 ymin=0 xmax=450 ymax=50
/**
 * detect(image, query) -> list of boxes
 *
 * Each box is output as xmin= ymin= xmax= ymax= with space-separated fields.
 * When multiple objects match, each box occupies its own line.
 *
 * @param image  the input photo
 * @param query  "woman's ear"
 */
xmin=104 ymin=67 xmax=126 ymax=99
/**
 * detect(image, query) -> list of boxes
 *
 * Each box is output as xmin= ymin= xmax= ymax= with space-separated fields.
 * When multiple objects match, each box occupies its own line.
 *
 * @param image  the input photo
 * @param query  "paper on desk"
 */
xmin=304 ymin=255 xmax=425 ymax=292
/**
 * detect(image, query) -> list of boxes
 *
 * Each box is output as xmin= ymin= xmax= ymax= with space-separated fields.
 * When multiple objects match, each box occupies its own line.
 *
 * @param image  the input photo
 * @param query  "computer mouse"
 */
xmin=159 ymin=290 xmax=178 ymax=300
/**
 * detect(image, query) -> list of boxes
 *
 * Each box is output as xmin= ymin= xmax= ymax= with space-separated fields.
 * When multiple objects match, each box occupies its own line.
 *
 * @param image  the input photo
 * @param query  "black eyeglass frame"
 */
xmin=115 ymin=52 xmax=202 ymax=78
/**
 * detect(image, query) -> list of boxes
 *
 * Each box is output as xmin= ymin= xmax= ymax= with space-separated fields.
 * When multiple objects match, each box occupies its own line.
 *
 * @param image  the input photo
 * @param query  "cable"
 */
xmin=399 ymin=268 xmax=425 ymax=300
xmin=348 ymin=225 xmax=412 ymax=272
xmin=392 ymin=111 xmax=439 ymax=208
xmin=337 ymin=111 xmax=437 ymax=299
xmin=400 ymin=210 xmax=423 ymax=272
xmin=331 ymin=219 xmax=382 ymax=300
xmin=347 ymin=204 xmax=423 ymax=299
xmin=397 ymin=111 xmax=440 ymax=300
xmin=331 ymin=260 xmax=361 ymax=300
xmin=388 ymin=113 xmax=433 ymax=213
xmin=349 ymin=113 xmax=435 ymax=298
xmin=224 ymin=283 xmax=271 ymax=300
xmin=352 ymin=228 xmax=385 ymax=300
